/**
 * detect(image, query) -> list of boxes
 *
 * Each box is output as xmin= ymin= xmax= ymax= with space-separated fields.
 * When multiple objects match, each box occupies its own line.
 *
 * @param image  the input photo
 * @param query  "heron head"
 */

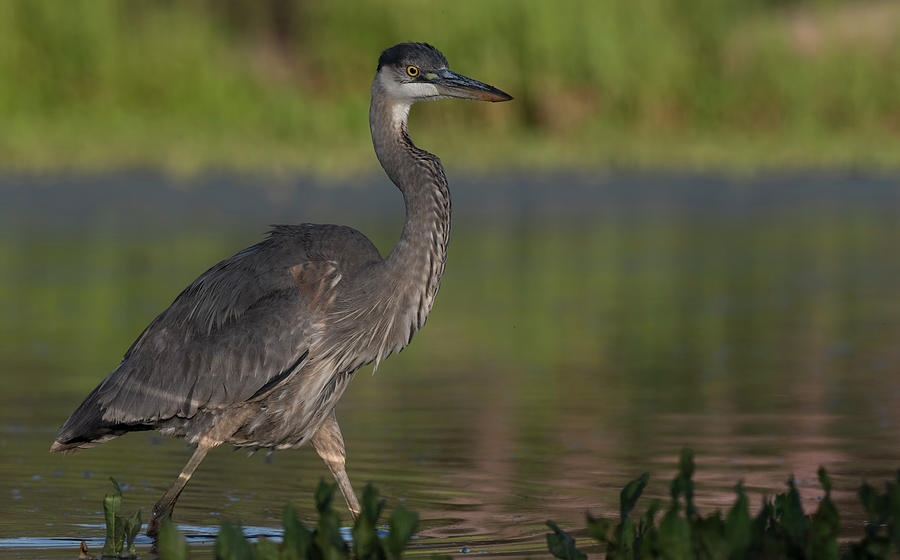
xmin=374 ymin=42 xmax=512 ymax=104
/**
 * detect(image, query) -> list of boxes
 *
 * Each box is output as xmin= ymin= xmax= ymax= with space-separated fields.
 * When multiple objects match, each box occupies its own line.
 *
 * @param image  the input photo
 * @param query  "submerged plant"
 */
xmin=546 ymin=448 xmax=900 ymax=560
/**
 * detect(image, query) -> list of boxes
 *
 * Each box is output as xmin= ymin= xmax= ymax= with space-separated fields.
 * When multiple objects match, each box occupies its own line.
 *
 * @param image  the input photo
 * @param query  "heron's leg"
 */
xmin=311 ymin=410 xmax=361 ymax=519
xmin=147 ymin=440 xmax=214 ymax=538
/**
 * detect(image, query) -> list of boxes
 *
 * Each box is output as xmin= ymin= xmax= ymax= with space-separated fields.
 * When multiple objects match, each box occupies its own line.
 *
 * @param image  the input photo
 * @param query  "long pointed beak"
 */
xmin=431 ymin=69 xmax=513 ymax=102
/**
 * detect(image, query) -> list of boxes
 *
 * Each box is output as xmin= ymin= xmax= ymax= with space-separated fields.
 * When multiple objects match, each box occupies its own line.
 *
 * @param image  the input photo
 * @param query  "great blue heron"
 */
xmin=50 ymin=42 xmax=511 ymax=537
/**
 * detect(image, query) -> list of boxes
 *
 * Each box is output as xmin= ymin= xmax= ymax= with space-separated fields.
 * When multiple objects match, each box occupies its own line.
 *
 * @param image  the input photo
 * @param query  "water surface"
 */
xmin=1 ymin=171 xmax=899 ymax=557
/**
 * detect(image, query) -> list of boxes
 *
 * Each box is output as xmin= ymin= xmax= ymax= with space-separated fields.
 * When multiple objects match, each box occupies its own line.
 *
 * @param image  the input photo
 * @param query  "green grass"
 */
xmin=1 ymin=0 xmax=899 ymax=173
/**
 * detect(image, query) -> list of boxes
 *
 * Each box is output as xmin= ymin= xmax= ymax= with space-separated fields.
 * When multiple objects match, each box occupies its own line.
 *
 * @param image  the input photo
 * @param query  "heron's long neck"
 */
xmin=370 ymin=94 xmax=450 ymax=329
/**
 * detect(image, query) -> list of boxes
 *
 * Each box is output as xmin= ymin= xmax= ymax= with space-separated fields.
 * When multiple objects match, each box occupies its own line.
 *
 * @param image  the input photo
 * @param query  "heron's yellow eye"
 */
xmin=406 ymin=65 xmax=419 ymax=77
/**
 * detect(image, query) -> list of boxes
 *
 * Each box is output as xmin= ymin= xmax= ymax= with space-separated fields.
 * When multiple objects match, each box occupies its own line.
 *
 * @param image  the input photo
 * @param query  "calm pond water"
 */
xmin=1 ymin=171 xmax=899 ymax=558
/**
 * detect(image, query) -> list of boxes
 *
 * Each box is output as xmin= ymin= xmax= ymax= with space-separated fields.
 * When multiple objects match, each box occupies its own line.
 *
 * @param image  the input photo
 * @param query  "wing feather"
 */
xmin=54 ymin=234 xmax=335 ymax=445
xmin=53 ymin=224 xmax=381 ymax=450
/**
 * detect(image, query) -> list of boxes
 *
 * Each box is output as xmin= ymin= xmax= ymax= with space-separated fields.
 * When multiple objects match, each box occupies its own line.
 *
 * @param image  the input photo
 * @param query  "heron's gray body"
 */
xmin=51 ymin=42 xmax=510 ymax=536
xmin=55 ymin=224 xmax=385 ymax=450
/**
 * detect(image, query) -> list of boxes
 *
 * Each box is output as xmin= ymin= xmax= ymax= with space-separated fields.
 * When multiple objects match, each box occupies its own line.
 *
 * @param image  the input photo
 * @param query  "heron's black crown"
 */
xmin=377 ymin=42 xmax=448 ymax=72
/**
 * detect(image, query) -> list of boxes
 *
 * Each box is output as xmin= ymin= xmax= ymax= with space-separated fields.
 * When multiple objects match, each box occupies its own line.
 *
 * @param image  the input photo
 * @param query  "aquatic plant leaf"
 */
xmin=888 ymin=478 xmax=900 ymax=553
xmin=620 ymin=472 xmax=649 ymax=519
xmin=315 ymin=479 xmax=337 ymax=514
xmin=354 ymin=484 xmax=386 ymax=560
xmin=114 ymin=515 xmax=127 ymax=554
xmin=102 ymin=491 xmax=122 ymax=554
xmin=548 ymin=457 xmax=900 ymax=560
xmin=810 ymin=507 xmax=839 ymax=559
xmin=352 ymin=523 xmax=381 ymax=560
xmin=586 ymin=512 xmax=611 ymax=543
xmin=157 ymin=518 xmax=189 ymax=560
xmin=352 ymin=520 xmax=380 ymax=560
xmin=123 ymin=509 xmax=142 ymax=555
xmin=748 ymin=499 xmax=780 ymax=557
xmin=637 ymin=498 xmax=662 ymax=557
xmin=545 ymin=521 xmax=587 ymax=560
xmin=724 ymin=483 xmax=751 ymax=558
xmin=282 ymin=503 xmax=311 ymax=560
xmin=615 ymin=517 xmax=636 ymax=555
xmin=692 ymin=513 xmax=727 ymax=560
xmin=808 ymin=468 xmax=839 ymax=560
xmin=678 ymin=449 xmax=695 ymax=480
xmin=657 ymin=507 xmax=691 ymax=560
xmin=818 ymin=466 xmax=832 ymax=496
xmin=779 ymin=477 xmax=810 ymax=552
xmin=314 ymin=509 xmax=348 ymax=560
xmin=386 ymin=506 xmax=418 ymax=559
xmin=640 ymin=498 xmax=662 ymax=530
xmin=310 ymin=478 xmax=347 ymax=560
xmin=859 ymin=482 xmax=880 ymax=519
xmin=850 ymin=478 xmax=900 ymax=558
xmin=255 ymin=537 xmax=280 ymax=560
xmin=669 ymin=449 xmax=696 ymax=518
xmin=109 ymin=476 xmax=123 ymax=497
xmin=216 ymin=521 xmax=254 ymax=560
xmin=360 ymin=483 xmax=386 ymax=522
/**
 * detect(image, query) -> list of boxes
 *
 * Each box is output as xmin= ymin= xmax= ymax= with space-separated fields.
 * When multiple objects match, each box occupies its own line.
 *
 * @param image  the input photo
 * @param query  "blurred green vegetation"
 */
xmin=1 ymin=0 xmax=898 ymax=173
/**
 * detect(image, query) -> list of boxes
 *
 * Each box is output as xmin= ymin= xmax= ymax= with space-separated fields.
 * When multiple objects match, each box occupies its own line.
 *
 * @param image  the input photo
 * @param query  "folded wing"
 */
xmin=53 ymin=234 xmax=338 ymax=449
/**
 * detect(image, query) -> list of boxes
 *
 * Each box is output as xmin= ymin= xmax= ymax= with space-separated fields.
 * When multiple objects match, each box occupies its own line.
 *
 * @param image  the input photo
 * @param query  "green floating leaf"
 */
xmin=157 ymin=517 xmax=189 ymax=560
xmin=282 ymin=503 xmax=311 ymax=560
xmin=546 ymin=521 xmax=587 ymax=560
